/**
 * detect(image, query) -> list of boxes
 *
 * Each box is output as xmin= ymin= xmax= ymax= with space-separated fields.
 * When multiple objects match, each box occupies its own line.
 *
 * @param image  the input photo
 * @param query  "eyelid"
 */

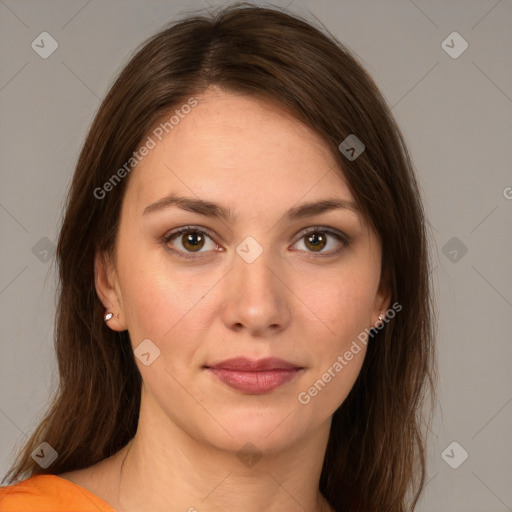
xmin=294 ymin=225 xmax=349 ymax=244
xmin=164 ymin=225 xmax=217 ymax=242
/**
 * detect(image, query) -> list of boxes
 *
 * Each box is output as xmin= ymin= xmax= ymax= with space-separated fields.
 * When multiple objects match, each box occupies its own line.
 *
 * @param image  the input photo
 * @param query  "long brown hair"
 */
xmin=2 ymin=3 xmax=436 ymax=511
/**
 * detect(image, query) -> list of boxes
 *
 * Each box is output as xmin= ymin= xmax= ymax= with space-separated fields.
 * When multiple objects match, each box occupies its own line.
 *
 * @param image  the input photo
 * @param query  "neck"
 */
xmin=111 ymin=390 xmax=334 ymax=512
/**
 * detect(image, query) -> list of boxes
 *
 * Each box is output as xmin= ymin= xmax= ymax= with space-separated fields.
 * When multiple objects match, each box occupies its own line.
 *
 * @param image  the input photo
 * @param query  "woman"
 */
xmin=0 ymin=3 xmax=436 ymax=511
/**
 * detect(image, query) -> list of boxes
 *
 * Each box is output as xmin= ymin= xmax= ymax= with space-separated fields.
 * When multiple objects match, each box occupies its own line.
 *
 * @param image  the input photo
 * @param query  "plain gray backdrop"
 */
xmin=1 ymin=1 xmax=511 ymax=511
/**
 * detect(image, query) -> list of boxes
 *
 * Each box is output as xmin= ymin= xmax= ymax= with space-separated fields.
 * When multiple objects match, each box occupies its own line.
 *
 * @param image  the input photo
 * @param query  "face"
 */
xmin=96 ymin=87 xmax=389 ymax=455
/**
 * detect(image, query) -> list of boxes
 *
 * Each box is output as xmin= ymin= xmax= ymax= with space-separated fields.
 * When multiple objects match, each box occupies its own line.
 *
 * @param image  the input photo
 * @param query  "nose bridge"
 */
xmin=221 ymin=235 xmax=290 ymax=334
xmin=235 ymin=237 xmax=276 ymax=292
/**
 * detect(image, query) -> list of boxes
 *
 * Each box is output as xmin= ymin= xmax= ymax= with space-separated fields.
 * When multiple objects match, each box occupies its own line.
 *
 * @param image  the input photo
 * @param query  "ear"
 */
xmin=94 ymin=250 xmax=126 ymax=331
xmin=372 ymin=269 xmax=392 ymax=326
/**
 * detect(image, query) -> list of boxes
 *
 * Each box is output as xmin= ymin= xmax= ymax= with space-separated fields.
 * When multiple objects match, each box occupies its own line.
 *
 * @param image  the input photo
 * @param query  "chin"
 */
xmin=196 ymin=408 xmax=309 ymax=456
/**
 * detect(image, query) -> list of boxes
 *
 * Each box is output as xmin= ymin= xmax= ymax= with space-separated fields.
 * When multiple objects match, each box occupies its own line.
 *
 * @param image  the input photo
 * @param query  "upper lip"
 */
xmin=206 ymin=357 xmax=303 ymax=371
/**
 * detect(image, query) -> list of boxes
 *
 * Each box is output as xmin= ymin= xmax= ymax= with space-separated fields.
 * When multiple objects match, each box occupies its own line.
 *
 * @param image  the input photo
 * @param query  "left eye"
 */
xmin=293 ymin=228 xmax=348 ymax=255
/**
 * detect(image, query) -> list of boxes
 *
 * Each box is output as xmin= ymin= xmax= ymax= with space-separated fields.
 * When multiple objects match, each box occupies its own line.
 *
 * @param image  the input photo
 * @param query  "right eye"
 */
xmin=162 ymin=227 xmax=222 ymax=259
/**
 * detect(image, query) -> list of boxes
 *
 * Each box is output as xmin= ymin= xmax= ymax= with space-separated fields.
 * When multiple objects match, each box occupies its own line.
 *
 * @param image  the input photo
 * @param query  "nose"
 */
xmin=220 ymin=244 xmax=291 ymax=337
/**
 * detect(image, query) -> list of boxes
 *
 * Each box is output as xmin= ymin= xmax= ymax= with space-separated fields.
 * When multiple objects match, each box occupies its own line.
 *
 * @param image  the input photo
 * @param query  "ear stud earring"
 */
xmin=104 ymin=312 xmax=119 ymax=322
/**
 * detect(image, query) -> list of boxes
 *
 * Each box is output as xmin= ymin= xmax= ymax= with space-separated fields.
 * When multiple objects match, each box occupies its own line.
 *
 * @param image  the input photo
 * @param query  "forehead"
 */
xmin=126 ymin=89 xmax=353 ymax=216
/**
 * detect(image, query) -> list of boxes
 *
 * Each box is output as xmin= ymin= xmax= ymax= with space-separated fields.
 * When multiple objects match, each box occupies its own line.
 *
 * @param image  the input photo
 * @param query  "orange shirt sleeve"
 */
xmin=0 ymin=474 xmax=116 ymax=511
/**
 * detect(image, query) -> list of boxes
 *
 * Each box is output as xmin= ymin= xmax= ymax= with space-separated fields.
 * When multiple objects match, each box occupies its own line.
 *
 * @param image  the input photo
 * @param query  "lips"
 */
xmin=207 ymin=357 xmax=302 ymax=371
xmin=205 ymin=357 xmax=304 ymax=394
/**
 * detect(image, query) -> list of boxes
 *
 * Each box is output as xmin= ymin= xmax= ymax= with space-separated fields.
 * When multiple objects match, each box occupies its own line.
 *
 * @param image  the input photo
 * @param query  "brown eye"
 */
xmin=164 ymin=227 xmax=218 ymax=258
xmin=292 ymin=227 xmax=349 ymax=258
xmin=304 ymin=232 xmax=327 ymax=252
xmin=181 ymin=231 xmax=205 ymax=252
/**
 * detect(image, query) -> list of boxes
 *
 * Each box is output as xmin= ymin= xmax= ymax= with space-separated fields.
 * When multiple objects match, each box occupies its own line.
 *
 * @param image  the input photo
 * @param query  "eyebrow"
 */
xmin=142 ymin=192 xmax=359 ymax=221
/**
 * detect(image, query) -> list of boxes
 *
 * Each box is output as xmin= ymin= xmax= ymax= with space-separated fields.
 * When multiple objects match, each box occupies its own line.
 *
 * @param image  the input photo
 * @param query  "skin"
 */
xmin=59 ymin=86 xmax=390 ymax=512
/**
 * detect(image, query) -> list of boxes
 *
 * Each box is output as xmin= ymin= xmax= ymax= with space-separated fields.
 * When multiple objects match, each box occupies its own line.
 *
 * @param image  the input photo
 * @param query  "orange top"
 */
xmin=0 ymin=474 xmax=116 ymax=511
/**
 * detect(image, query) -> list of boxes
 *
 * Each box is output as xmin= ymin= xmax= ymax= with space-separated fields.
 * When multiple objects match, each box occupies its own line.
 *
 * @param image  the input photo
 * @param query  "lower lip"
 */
xmin=207 ymin=368 xmax=302 ymax=394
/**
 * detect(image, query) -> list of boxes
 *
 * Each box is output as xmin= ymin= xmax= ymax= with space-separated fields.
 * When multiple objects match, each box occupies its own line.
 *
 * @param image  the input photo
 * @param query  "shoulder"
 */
xmin=0 ymin=474 xmax=115 ymax=511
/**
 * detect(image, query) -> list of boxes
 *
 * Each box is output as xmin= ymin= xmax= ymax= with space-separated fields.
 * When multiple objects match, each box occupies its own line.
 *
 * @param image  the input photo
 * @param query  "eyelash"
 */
xmin=161 ymin=225 xmax=350 ymax=261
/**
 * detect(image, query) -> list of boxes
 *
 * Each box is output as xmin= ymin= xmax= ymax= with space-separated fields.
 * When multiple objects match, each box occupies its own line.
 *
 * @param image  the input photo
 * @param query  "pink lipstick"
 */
xmin=205 ymin=357 xmax=303 ymax=394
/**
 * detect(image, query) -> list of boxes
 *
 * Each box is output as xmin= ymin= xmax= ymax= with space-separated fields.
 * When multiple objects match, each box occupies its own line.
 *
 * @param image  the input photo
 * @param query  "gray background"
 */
xmin=1 ymin=0 xmax=511 ymax=510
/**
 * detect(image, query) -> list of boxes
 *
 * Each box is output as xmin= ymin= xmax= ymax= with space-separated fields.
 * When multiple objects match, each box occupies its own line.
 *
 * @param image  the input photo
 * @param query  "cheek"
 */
xmin=296 ymin=322 xmax=367 ymax=419
xmin=116 ymin=242 xmax=190 ymax=344
xmin=117 ymin=247 xmax=222 ymax=366
xmin=299 ymin=270 xmax=377 ymax=344
xmin=292 ymin=271 xmax=374 ymax=405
